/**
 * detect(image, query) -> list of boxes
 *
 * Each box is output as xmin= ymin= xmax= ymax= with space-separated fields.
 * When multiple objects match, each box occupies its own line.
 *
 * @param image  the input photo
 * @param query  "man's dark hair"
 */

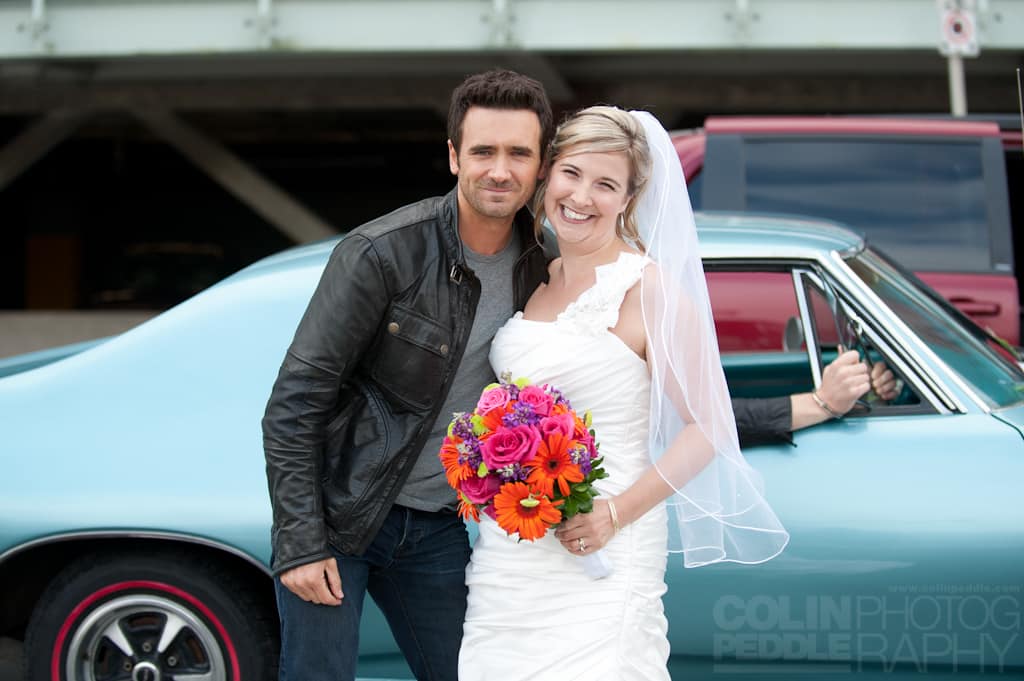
xmin=447 ymin=69 xmax=554 ymax=156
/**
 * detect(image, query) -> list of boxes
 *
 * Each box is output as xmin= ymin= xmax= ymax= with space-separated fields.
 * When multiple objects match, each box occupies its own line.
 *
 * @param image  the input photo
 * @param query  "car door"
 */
xmin=672 ymin=260 xmax=1024 ymax=678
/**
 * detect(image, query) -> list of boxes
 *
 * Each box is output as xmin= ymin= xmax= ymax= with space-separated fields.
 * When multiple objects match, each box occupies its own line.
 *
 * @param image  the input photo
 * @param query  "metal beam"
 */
xmin=0 ymin=108 xmax=88 ymax=192
xmin=0 ymin=0 xmax=1021 ymax=59
xmin=130 ymin=107 xmax=337 ymax=243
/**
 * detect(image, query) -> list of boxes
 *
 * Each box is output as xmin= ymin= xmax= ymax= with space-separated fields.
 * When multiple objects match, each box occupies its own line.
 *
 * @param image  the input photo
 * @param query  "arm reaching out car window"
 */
xmin=733 ymin=350 xmax=898 ymax=447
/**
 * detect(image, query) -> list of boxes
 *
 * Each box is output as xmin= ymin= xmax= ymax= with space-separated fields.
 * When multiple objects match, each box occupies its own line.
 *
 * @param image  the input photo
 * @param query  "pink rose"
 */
xmin=539 ymin=414 xmax=574 ymax=439
xmin=482 ymin=503 xmax=498 ymax=520
xmin=517 ymin=385 xmax=553 ymax=417
xmin=461 ymin=473 xmax=501 ymax=504
xmin=477 ymin=387 xmax=510 ymax=415
xmin=481 ymin=425 xmax=540 ymax=469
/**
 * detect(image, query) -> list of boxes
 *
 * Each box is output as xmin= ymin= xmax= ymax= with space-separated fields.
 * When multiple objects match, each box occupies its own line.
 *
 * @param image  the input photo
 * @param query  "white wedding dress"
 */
xmin=459 ymin=252 xmax=670 ymax=681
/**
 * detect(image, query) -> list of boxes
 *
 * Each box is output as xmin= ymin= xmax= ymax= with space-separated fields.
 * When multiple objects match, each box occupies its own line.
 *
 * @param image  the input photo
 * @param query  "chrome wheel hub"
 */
xmin=66 ymin=593 xmax=225 ymax=681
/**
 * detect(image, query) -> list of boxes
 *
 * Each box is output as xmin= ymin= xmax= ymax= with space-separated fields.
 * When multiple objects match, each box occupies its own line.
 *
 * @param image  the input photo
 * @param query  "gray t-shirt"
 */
xmin=394 ymin=237 xmax=522 ymax=511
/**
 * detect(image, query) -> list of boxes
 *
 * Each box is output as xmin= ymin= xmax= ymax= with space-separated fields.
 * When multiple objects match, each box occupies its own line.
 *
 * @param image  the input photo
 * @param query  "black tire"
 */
xmin=25 ymin=549 xmax=277 ymax=681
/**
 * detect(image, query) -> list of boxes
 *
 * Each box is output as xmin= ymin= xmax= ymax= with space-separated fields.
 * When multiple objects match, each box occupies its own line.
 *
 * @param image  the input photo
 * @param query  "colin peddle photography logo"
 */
xmin=712 ymin=584 xmax=1021 ymax=673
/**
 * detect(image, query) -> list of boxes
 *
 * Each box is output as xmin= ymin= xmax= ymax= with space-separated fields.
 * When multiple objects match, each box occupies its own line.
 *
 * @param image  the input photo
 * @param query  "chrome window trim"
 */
xmin=791 ymin=268 xmax=823 ymax=388
xmin=794 ymin=268 xmax=954 ymax=417
xmin=824 ymin=249 xmax=981 ymax=414
xmin=701 ymin=249 xmax=970 ymax=414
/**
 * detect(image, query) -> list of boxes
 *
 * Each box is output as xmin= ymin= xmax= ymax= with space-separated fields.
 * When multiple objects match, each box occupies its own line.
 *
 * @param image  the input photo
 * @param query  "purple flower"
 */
xmin=451 ymin=413 xmax=476 ymax=440
xmin=548 ymin=388 xmax=571 ymax=411
xmin=458 ymin=437 xmax=483 ymax=467
xmin=495 ymin=462 xmax=528 ymax=482
xmin=568 ymin=443 xmax=596 ymax=476
xmin=502 ymin=402 xmax=541 ymax=427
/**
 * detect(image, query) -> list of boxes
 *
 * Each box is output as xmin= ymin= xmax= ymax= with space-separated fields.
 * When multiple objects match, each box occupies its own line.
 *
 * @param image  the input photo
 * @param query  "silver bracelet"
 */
xmin=811 ymin=390 xmax=842 ymax=419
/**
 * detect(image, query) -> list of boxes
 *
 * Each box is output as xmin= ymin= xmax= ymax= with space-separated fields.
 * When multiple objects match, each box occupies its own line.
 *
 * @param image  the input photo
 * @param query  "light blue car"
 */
xmin=1 ymin=214 xmax=1022 ymax=681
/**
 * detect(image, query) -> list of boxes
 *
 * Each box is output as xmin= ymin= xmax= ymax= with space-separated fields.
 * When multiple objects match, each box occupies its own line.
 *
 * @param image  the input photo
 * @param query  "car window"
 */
xmin=797 ymin=269 xmax=924 ymax=413
xmin=741 ymin=139 xmax=991 ymax=272
xmin=686 ymin=171 xmax=703 ymax=210
xmin=708 ymin=264 xmax=921 ymax=412
xmin=707 ymin=271 xmax=799 ymax=353
xmin=846 ymin=248 xmax=1024 ymax=408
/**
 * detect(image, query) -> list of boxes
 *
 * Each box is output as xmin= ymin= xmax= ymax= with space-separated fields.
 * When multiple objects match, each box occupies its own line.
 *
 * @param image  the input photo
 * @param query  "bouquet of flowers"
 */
xmin=438 ymin=373 xmax=607 ymax=542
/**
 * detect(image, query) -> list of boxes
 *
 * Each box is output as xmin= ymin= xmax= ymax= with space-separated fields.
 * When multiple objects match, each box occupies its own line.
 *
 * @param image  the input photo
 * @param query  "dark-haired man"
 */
xmin=263 ymin=69 xmax=554 ymax=681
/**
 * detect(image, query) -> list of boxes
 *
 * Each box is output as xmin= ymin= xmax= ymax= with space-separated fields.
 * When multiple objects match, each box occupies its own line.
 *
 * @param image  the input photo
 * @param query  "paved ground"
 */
xmin=0 ymin=638 xmax=22 ymax=681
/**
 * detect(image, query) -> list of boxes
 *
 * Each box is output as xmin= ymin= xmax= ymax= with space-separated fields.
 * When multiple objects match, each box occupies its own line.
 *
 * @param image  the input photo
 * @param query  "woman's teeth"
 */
xmin=562 ymin=206 xmax=590 ymax=221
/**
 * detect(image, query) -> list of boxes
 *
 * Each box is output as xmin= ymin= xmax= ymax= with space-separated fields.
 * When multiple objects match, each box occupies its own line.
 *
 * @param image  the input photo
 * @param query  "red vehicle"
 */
xmin=676 ymin=116 xmax=1022 ymax=349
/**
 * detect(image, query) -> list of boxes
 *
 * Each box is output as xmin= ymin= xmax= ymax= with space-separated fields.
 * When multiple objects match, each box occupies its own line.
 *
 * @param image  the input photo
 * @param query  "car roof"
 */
xmin=702 ymin=116 xmax=1001 ymax=137
xmin=234 ymin=212 xmax=864 ymax=285
xmin=696 ymin=211 xmax=864 ymax=256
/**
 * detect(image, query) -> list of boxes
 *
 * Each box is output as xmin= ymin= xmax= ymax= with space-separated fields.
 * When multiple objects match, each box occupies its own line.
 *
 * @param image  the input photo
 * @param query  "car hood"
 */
xmin=992 ymin=403 xmax=1024 ymax=440
xmin=0 ymin=258 xmax=327 ymax=566
xmin=0 ymin=338 xmax=109 ymax=378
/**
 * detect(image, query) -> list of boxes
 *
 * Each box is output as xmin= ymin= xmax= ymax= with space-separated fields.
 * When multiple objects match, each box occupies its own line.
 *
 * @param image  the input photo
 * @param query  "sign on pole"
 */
xmin=937 ymin=0 xmax=979 ymax=116
xmin=937 ymin=0 xmax=980 ymax=57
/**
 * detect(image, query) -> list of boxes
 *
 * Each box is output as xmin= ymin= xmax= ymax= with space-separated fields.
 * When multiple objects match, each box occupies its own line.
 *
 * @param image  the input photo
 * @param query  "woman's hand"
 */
xmin=554 ymin=499 xmax=616 ymax=555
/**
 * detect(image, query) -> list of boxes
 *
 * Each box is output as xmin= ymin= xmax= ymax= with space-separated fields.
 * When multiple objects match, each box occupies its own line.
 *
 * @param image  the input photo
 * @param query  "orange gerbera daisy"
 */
xmin=572 ymin=415 xmax=590 ymax=440
xmin=477 ymin=405 xmax=509 ymax=438
xmin=457 ymin=493 xmax=480 ymax=522
xmin=439 ymin=437 xmax=474 ymax=488
xmin=493 ymin=482 xmax=562 ymax=541
xmin=526 ymin=432 xmax=584 ymax=498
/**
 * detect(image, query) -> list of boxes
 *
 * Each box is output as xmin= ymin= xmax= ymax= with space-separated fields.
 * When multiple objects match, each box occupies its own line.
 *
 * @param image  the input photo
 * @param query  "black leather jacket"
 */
xmin=263 ymin=189 xmax=549 ymax=575
xmin=732 ymin=396 xmax=793 ymax=448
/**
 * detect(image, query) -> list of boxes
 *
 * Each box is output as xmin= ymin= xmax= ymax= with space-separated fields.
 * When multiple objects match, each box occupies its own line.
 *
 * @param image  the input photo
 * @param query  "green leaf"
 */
xmin=564 ymin=498 xmax=579 ymax=517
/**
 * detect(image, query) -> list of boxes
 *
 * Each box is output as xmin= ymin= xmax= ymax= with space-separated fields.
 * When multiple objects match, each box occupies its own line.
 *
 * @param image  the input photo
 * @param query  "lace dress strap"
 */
xmin=558 ymin=252 xmax=649 ymax=334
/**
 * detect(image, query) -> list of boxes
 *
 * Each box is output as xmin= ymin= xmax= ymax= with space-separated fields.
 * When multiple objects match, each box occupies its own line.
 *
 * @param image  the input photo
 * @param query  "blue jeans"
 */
xmin=275 ymin=505 xmax=470 ymax=681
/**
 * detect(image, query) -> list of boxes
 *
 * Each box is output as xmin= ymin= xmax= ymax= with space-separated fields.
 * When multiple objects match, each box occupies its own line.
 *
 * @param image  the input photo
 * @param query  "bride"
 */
xmin=458 ymin=107 xmax=789 ymax=680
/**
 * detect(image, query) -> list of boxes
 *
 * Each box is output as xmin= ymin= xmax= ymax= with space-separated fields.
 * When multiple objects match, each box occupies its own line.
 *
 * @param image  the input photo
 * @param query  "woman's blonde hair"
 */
xmin=533 ymin=106 xmax=652 ymax=247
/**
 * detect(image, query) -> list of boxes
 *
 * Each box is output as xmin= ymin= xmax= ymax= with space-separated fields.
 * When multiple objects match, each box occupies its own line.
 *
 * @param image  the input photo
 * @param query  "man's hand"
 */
xmin=870 ymin=361 xmax=899 ymax=401
xmin=817 ymin=349 xmax=871 ymax=415
xmin=280 ymin=557 xmax=343 ymax=606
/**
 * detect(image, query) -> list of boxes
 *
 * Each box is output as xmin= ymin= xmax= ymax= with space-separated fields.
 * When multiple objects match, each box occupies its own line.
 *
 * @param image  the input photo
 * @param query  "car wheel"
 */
xmin=25 ymin=550 xmax=277 ymax=681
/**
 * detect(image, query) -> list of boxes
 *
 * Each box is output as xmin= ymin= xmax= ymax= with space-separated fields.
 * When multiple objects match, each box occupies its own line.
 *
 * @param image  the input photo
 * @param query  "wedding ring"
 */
xmin=577 ymin=538 xmax=587 ymax=553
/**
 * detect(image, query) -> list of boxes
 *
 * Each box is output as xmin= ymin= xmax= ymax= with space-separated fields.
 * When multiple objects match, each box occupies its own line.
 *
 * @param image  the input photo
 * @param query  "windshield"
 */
xmin=845 ymin=247 xmax=1024 ymax=409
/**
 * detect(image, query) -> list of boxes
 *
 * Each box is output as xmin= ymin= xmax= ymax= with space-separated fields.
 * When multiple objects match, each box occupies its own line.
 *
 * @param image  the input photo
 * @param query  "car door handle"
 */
xmin=949 ymin=298 xmax=1001 ymax=316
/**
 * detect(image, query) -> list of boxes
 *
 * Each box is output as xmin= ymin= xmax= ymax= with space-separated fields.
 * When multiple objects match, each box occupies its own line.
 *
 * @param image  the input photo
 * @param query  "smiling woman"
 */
xmin=543 ymin=151 xmax=631 ymax=249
